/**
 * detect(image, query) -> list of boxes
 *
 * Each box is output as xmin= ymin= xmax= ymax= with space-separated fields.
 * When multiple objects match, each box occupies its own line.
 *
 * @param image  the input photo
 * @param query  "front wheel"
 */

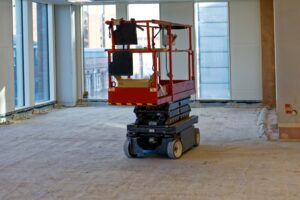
xmin=167 ymin=139 xmax=183 ymax=159
xmin=123 ymin=139 xmax=137 ymax=158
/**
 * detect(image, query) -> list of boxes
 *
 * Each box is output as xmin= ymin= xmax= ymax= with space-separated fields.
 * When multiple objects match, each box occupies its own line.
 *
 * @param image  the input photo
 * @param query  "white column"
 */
xmin=0 ymin=0 xmax=15 ymax=115
xmin=55 ymin=5 xmax=78 ymax=106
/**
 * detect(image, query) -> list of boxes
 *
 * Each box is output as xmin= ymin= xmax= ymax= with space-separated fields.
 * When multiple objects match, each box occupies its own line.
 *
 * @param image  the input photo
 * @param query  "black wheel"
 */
xmin=194 ymin=128 xmax=200 ymax=147
xmin=123 ymin=139 xmax=137 ymax=158
xmin=167 ymin=139 xmax=183 ymax=159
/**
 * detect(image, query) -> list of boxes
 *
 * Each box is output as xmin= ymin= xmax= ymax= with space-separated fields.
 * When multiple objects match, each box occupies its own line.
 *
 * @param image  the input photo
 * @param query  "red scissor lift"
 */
xmin=106 ymin=19 xmax=200 ymax=159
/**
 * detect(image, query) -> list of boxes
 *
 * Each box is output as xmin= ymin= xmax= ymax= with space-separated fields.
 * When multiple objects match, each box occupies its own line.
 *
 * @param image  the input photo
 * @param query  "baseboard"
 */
xmin=279 ymin=127 xmax=300 ymax=140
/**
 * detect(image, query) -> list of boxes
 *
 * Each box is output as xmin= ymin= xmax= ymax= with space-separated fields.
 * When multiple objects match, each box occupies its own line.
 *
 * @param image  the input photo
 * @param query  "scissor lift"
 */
xmin=106 ymin=19 xmax=200 ymax=159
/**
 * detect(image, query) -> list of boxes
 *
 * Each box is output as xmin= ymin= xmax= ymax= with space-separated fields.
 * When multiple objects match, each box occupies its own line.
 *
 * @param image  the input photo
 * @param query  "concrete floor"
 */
xmin=0 ymin=105 xmax=300 ymax=200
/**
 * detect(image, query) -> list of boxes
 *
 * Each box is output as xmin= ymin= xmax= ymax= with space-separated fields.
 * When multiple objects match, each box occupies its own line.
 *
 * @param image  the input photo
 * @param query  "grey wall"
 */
xmin=116 ymin=3 xmax=127 ymax=19
xmin=0 ymin=0 xmax=15 ymax=115
xmin=160 ymin=2 xmax=194 ymax=81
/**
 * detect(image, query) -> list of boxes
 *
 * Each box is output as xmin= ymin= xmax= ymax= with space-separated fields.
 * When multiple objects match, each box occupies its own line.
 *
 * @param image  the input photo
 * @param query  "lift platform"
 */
xmin=105 ymin=19 xmax=200 ymax=159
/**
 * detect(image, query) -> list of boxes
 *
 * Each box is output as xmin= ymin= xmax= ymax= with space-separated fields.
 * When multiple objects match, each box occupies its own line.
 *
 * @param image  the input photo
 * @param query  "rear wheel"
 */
xmin=167 ymin=139 xmax=183 ymax=159
xmin=194 ymin=128 xmax=200 ymax=147
xmin=123 ymin=139 xmax=137 ymax=158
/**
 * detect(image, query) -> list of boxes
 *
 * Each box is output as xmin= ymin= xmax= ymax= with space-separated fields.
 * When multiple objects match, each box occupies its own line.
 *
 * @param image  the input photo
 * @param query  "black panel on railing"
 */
xmin=109 ymin=51 xmax=133 ymax=76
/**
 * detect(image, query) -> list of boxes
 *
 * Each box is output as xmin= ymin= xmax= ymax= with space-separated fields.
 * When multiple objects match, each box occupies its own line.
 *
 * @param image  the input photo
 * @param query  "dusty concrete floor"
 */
xmin=0 ymin=105 xmax=299 ymax=200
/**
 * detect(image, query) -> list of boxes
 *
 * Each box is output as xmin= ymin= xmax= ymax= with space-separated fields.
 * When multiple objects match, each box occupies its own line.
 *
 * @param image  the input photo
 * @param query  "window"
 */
xmin=196 ymin=2 xmax=230 ymax=99
xmin=32 ymin=2 xmax=50 ymax=103
xmin=13 ymin=0 xmax=25 ymax=107
xmin=83 ymin=5 xmax=116 ymax=99
xmin=128 ymin=4 xmax=160 ymax=79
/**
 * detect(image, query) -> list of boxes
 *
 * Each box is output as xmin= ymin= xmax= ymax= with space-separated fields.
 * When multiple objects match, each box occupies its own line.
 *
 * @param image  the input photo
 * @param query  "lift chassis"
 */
xmin=123 ymin=96 xmax=200 ymax=159
xmin=125 ymin=98 xmax=199 ymax=159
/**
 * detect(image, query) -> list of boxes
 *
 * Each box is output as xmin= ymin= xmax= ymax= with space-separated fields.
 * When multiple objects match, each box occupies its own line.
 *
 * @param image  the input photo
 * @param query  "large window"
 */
xmin=83 ymin=5 xmax=116 ymax=99
xmin=128 ymin=4 xmax=160 ymax=79
xmin=13 ymin=0 xmax=25 ymax=107
xmin=32 ymin=2 xmax=50 ymax=103
xmin=196 ymin=2 xmax=230 ymax=99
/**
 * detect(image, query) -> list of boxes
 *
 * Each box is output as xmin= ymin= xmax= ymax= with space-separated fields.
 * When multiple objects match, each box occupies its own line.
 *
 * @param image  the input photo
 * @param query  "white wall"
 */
xmin=274 ymin=0 xmax=300 ymax=126
xmin=230 ymin=0 xmax=262 ymax=100
xmin=0 ymin=0 xmax=15 ymax=115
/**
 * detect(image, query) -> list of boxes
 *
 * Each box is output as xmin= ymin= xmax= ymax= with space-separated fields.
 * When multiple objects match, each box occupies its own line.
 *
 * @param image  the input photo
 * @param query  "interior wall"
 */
xmin=160 ymin=2 xmax=195 ymax=81
xmin=116 ymin=3 xmax=127 ymax=19
xmin=0 ymin=0 xmax=15 ymax=115
xmin=230 ymin=0 xmax=262 ymax=100
xmin=274 ymin=0 xmax=300 ymax=138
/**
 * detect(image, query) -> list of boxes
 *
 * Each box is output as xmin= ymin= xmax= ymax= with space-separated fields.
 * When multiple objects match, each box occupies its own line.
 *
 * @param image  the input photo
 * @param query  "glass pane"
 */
xmin=128 ymin=4 xmax=160 ymax=79
xmin=33 ymin=2 xmax=50 ymax=103
xmin=200 ymin=84 xmax=230 ymax=99
xmin=196 ymin=2 xmax=230 ymax=100
xmin=199 ymin=36 xmax=228 ymax=52
xmin=13 ymin=0 xmax=25 ymax=107
xmin=200 ymin=68 xmax=229 ymax=84
xmin=83 ymin=5 xmax=116 ymax=99
xmin=200 ymin=52 xmax=229 ymax=68
xmin=199 ymin=23 xmax=228 ymax=37
xmin=131 ymin=53 xmax=154 ymax=79
xmin=198 ymin=3 xmax=228 ymax=23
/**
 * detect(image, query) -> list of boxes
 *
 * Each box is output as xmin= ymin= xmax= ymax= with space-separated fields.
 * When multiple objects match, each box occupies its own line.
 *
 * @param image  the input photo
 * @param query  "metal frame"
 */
xmin=106 ymin=19 xmax=196 ymax=106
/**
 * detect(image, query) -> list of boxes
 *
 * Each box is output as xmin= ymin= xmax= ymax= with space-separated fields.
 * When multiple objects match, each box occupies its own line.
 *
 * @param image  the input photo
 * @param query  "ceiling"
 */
xmin=34 ymin=0 xmax=194 ymax=5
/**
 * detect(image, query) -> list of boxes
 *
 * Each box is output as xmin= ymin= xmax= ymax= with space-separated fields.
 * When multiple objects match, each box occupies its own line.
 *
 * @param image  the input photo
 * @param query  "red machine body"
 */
xmin=106 ymin=19 xmax=196 ymax=106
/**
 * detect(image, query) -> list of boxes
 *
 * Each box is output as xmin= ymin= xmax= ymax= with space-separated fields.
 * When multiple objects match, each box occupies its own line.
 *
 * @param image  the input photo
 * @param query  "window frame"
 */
xmin=194 ymin=1 xmax=232 ymax=100
xmin=13 ymin=0 xmax=25 ymax=108
xmin=47 ymin=4 xmax=56 ymax=103
xmin=81 ymin=4 xmax=116 ymax=100
xmin=32 ymin=2 xmax=53 ymax=104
